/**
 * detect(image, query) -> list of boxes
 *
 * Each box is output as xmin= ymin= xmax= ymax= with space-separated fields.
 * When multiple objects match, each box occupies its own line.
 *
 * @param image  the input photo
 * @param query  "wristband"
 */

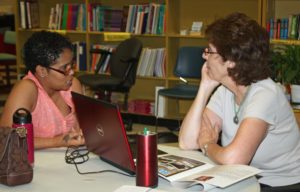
xmin=201 ymin=143 xmax=210 ymax=156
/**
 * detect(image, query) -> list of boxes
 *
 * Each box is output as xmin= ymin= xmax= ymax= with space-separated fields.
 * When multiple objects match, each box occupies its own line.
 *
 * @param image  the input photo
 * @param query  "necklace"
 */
xmin=233 ymin=85 xmax=251 ymax=124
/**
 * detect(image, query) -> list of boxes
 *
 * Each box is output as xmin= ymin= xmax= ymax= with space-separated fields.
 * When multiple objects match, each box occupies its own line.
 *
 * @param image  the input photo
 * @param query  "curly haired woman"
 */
xmin=0 ymin=31 xmax=85 ymax=149
xmin=179 ymin=13 xmax=300 ymax=191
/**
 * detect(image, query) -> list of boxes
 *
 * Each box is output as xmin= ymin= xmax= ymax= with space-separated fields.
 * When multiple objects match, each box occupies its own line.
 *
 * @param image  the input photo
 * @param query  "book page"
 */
xmin=183 ymin=164 xmax=261 ymax=188
xmin=158 ymin=155 xmax=214 ymax=182
xmin=113 ymin=185 xmax=167 ymax=192
xmin=170 ymin=180 xmax=216 ymax=191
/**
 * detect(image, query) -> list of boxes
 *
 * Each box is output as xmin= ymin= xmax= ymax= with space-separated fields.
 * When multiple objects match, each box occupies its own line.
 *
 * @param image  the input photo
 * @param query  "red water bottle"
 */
xmin=136 ymin=127 xmax=158 ymax=187
xmin=12 ymin=108 xmax=34 ymax=166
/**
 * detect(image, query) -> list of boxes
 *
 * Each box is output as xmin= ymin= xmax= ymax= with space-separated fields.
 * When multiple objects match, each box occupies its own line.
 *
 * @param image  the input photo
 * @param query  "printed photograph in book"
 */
xmin=158 ymin=155 xmax=205 ymax=177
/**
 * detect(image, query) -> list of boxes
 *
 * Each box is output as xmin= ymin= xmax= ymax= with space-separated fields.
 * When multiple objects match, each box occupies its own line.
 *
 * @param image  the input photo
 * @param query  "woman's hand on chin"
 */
xmin=201 ymin=62 xmax=220 ymax=89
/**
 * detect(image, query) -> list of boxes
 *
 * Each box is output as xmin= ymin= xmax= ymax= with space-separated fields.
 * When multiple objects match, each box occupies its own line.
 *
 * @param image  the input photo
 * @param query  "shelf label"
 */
xmin=47 ymin=30 xmax=67 ymax=35
xmin=103 ymin=32 xmax=131 ymax=41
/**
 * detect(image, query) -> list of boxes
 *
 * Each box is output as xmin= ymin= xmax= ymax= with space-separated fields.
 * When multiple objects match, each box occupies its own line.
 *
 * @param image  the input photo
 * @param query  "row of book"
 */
xmin=19 ymin=0 xmax=39 ymax=29
xmin=90 ymin=44 xmax=116 ymax=74
xmin=48 ymin=3 xmax=87 ymax=31
xmin=18 ymin=1 xmax=165 ymax=35
xmin=89 ymin=44 xmax=166 ymax=77
xmin=89 ymin=4 xmax=124 ymax=32
xmin=109 ymin=88 xmax=166 ymax=117
xmin=266 ymin=14 xmax=300 ymax=40
xmin=136 ymin=48 xmax=166 ymax=77
xmin=127 ymin=99 xmax=154 ymax=115
xmin=72 ymin=40 xmax=166 ymax=78
xmin=125 ymin=3 xmax=166 ymax=35
xmin=87 ymin=3 xmax=166 ymax=34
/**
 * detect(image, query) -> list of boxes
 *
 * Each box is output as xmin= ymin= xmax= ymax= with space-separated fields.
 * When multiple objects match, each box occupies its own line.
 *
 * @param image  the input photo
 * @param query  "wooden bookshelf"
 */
xmin=14 ymin=0 xmax=263 ymax=118
xmin=262 ymin=0 xmax=300 ymax=45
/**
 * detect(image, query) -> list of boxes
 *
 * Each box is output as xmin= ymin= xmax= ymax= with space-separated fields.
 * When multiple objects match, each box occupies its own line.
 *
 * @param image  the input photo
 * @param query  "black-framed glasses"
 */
xmin=203 ymin=48 xmax=218 ymax=56
xmin=45 ymin=62 xmax=75 ymax=76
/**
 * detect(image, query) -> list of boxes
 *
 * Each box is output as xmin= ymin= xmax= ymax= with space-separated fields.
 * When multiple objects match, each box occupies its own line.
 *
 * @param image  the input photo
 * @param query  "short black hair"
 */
xmin=23 ymin=30 xmax=73 ymax=73
xmin=205 ymin=12 xmax=271 ymax=86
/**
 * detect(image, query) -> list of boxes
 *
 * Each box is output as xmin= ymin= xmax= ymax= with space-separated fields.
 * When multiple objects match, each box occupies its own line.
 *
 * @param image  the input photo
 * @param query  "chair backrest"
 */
xmin=174 ymin=46 xmax=205 ymax=78
xmin=109 ymin=37 xmax=143 ymax=86
xmin=4 ymin=30 xmax=16 ymax=45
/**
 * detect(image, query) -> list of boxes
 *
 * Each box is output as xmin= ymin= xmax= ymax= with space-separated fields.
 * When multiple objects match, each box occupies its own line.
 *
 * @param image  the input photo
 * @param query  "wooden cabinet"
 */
xmin=14 ymin=0 xmax=262 ymax=118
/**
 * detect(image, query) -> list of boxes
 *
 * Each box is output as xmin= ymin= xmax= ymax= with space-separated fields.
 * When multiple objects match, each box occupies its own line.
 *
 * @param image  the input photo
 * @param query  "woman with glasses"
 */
xmin=0 ymin=31 xmax=85 ymax=149
xmin=179 ymin=12 xmax=300 ymax=191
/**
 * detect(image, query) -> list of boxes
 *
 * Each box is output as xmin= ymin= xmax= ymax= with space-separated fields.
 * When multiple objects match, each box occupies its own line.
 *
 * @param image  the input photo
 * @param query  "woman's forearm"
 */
xmin=34 ymin=135 xmax=66 ymax=149
xmin=179 ymin=83 xmax=216 ymax=150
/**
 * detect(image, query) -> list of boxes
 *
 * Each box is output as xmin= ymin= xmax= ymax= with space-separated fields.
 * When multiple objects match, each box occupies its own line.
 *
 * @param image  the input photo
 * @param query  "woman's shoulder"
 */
xmin=9 ymin=79 xmax=38 ymax=103
xmin=1 ymin=79 xmax=39 ymax=125
xmin=14 ymin=78 xmax=38 ymax=92
xmin=251 ymin=78 xmax=281 ymax=95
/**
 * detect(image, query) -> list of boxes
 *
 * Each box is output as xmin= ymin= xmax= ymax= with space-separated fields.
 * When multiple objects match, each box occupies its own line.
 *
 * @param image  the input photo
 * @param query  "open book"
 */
xmin=158 ymin=154 xmax=261 ymax=190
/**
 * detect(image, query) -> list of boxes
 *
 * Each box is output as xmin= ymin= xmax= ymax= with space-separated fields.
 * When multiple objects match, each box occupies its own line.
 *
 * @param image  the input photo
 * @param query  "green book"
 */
xmin=61 ymin=3 xmax=69 ymax=30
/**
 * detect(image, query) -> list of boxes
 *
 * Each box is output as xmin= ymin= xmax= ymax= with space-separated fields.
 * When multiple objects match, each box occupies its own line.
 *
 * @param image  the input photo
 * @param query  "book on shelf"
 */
xmin=155 ymin=86 xmax=166 ymax=117
xmin=90 ymin=4 xmax=127 ymax=32
xmin=25 ymin=1 xmax=32 ymax=28
xmin=72 ymin=41 xmax=87 ymax=71
xmin=18 ymin=0 xmax=39 ymax=29
xmin=137 ymin=47 xmax=166 ymax=77
xmin=267 ymin=16 xmax=299 ymax=40
xmin=288 ymin=14 xmax=300 ymax=40
xmin=125 ymin=5 xmax=134 ymax=32
xmin=124 ymin=3 xmax=165 ymax=35
xmin=103 ymin=8 xmax=123 ymax=32
xmin=19 ymin=0 xmax=27 ymax=29
xmin=156 ymin=4 xmax=165 ymax=35
xmin=121 ymin=5 xmax=129 ymax=32
xmin=90 ymin=44 xmax=116 ymax=73
xmin=158 ymin=154 xmax=261 ymax=190
xmin=76 ymin=4 xmax=86 ymax=31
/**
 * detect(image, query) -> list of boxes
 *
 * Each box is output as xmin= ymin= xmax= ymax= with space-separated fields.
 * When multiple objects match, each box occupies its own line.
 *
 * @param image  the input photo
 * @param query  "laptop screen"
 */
xmin=71 ymin=92 xmax=136 ymax=175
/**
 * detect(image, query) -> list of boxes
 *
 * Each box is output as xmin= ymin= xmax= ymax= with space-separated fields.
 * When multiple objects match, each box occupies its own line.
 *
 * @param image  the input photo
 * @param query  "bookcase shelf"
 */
xmin=270 ymin=39 xmax=300 ymax=45
xmin=14 ymin=0 xmax=264 ymax=119
xmin=262 ymin=0 xmax=300 ymax=45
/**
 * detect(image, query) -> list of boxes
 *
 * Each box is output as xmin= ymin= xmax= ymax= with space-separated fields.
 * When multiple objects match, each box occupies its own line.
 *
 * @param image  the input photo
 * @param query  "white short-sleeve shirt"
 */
xmin=207 ymin=78 xmax=300 ymax=186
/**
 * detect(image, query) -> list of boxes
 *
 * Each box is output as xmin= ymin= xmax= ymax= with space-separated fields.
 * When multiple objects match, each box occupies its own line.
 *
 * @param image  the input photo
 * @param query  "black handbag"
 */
xmin=0 ymin=127 xmax=33 ymax=186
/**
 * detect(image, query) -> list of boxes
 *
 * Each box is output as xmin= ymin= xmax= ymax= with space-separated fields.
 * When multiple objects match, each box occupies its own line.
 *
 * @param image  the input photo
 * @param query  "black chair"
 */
xmin=78 ymin=37 xmax=143 ymax=110
xmin=155 ymin=46 xmax=205 ymax=130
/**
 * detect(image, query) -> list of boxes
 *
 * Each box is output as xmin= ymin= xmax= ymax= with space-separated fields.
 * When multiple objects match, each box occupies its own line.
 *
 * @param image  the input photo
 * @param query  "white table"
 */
xmin=0 ymin=145 xmax=260 ymax=192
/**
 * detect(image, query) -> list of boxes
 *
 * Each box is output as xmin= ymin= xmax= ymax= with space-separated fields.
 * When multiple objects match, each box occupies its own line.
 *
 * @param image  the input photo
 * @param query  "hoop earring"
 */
xmin=40 ymin=73 xmax=48 ymax=78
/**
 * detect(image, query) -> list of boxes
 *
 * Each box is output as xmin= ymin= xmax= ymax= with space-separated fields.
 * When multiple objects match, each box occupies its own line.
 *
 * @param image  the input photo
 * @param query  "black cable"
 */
xmin=65 ymin=145 xmax=134 ymax=177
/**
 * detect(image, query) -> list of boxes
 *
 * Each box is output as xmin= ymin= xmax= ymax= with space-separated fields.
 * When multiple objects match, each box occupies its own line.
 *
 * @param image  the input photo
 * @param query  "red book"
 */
xmin=276 ymin=19 xmax=281 ymax=39
xmin=66 ymin=4 xmax=73 ymax=30
xmin=273 ymin=19 xmax=277 ymax=39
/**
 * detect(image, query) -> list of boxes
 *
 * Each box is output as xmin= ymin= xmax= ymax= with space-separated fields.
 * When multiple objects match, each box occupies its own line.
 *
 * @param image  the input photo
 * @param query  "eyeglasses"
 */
xmin=203 ymin=48 xmax=218 ymax=56
xmin=45 ymin=62 xmax=75 ymax=76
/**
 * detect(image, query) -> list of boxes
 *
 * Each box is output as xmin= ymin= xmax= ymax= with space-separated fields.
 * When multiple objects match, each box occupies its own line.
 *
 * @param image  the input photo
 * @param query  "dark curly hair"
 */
xmin=23 ymin=30 xmax=73 ymax=73
xmin=205 ymin=12 xmax=271 ymax=86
